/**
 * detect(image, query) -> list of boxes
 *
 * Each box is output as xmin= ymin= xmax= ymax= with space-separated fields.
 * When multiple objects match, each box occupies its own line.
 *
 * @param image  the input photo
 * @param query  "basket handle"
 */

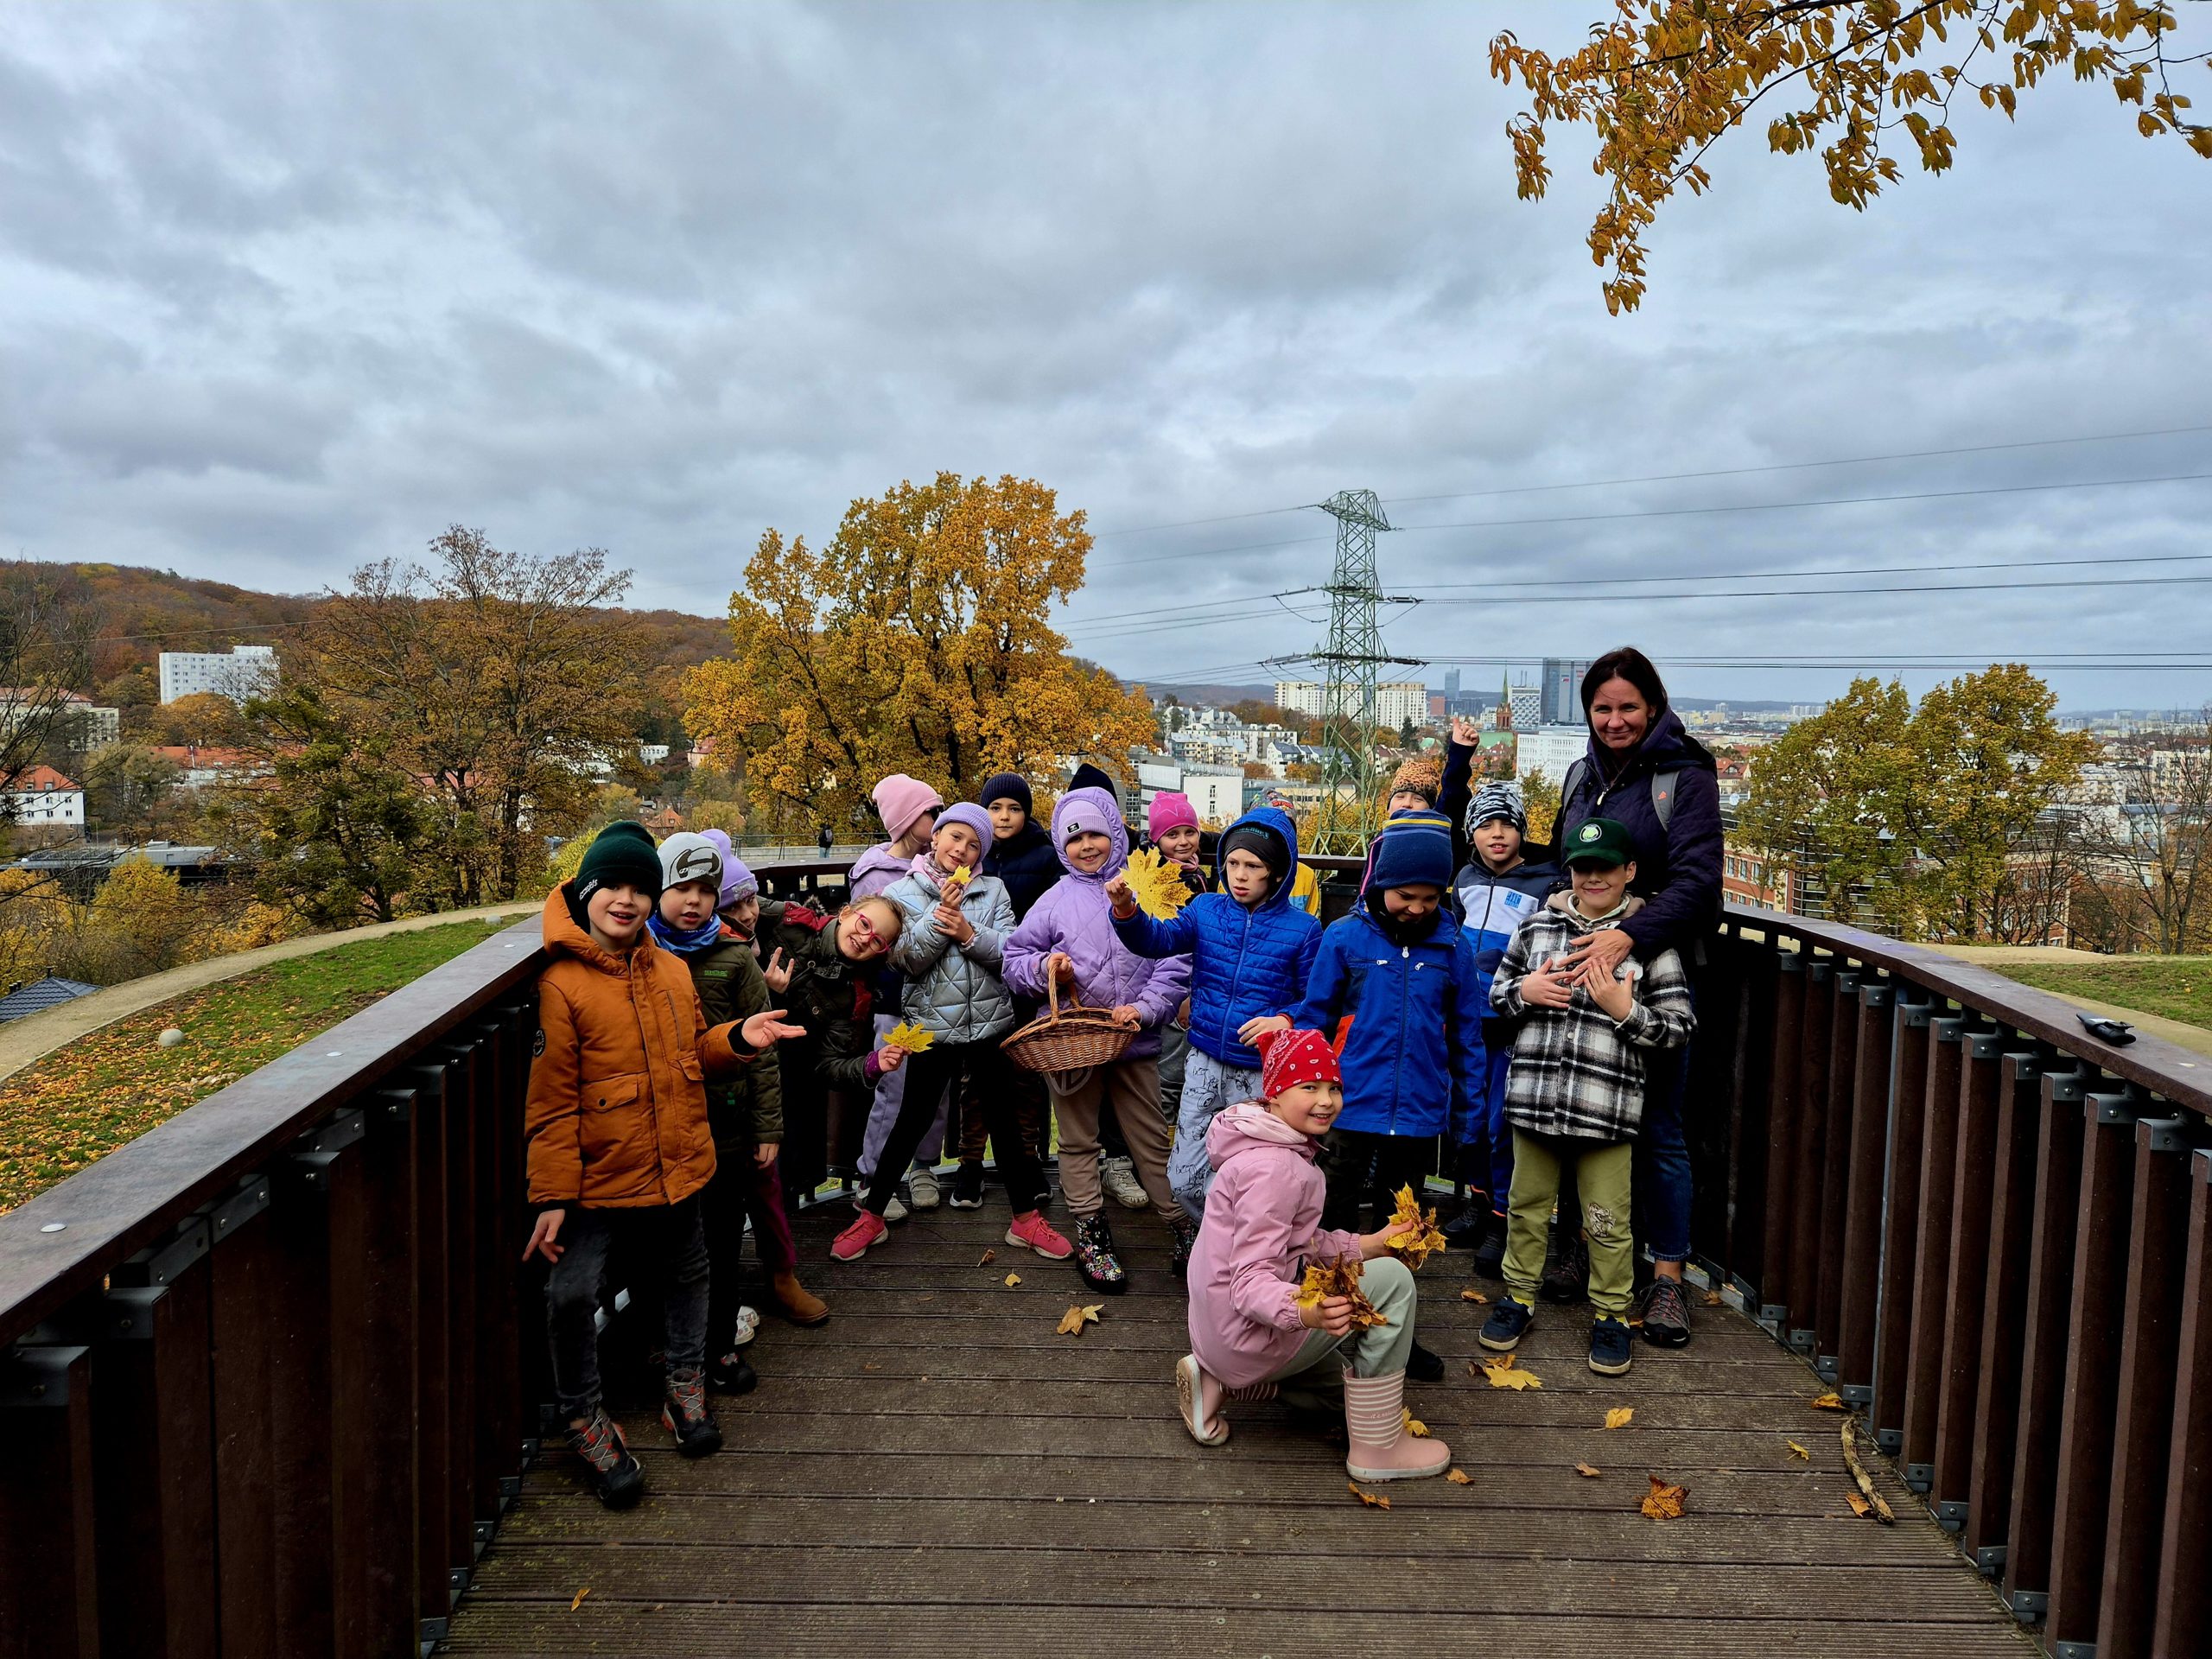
xmin=1047 ymin=972 xmax=1059 ymax=1021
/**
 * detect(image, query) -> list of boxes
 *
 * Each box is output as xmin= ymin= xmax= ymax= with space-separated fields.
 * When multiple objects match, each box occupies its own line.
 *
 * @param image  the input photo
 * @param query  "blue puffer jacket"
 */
xmin=1289 ymin=903 xmax=1490 ymax=1140
xmin=1112 ymin=805 xmax=1321 ymax=1071
xmin=1554 ymin=707 xmax=1723 ymax=961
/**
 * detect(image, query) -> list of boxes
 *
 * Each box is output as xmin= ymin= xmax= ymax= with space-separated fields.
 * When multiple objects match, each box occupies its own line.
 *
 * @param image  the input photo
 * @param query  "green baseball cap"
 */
xmin=1563 ymin=816 xmax=1634 ymax=870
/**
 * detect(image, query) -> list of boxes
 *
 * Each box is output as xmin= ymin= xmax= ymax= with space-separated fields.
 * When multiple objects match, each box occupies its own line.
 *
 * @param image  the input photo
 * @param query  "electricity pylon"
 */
xmin=1300 ymin=489 xmax=1419 ymax=855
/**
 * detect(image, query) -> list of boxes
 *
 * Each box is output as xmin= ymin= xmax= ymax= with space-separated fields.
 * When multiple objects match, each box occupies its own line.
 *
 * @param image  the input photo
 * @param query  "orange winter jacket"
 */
xmin=524 ymin=887 xmax=760 ymax=1210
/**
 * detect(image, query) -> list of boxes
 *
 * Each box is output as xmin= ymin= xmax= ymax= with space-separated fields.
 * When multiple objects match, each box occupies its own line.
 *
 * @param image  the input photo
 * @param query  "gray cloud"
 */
xmin=1 ymin=0 xmax=2207 ymax=709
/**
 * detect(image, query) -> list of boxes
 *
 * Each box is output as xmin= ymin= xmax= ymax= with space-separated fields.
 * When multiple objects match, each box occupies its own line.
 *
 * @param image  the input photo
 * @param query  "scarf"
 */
xmin=646 ymin=911 xmax=726 ymax=957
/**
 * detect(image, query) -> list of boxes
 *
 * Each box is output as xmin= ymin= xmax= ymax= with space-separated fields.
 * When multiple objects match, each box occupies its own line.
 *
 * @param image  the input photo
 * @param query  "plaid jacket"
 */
xmin=1488 ymin=895 xmax=1694 ymax=1141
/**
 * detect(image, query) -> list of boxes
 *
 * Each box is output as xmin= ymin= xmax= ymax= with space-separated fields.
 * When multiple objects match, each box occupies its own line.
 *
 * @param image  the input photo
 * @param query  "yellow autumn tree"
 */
xmin=1491 ymin=3 xmax=2210 ymax=313
xmin=685 ymin=474 xmax=1159 ymax=830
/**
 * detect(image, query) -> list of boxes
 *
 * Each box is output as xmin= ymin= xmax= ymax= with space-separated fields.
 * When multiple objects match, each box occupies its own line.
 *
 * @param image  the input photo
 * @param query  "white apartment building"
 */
xmin=0 ymin=691 xmax=119 ymax=749
xmin=1136 ymin=759 xmax=1244 ymax=828
xmin=6 ymin=766 xmax=85 ymax=827
xmin=1515 ymin=725 xmax=1590 ymax=786
xmin=1507 ymin=682 xmax=1541 ymax=729
xmin=158 ymin=645 xmax=278 ymax=705
xmin=1272 ymin=680 xmax=1427 ymax=730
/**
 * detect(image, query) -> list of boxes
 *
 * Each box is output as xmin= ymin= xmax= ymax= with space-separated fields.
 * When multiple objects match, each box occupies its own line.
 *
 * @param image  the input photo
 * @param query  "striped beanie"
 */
xmin=1466 ymin=779 xmax=1527 ymax=836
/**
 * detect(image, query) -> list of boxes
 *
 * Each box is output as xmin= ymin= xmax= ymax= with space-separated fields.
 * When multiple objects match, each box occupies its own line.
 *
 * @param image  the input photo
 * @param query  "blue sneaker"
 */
xmin=1588 ymin=1315 xmax=1634 ymax=1376
xmin=1480 ymin=1297 xmax=1535 ymax=1351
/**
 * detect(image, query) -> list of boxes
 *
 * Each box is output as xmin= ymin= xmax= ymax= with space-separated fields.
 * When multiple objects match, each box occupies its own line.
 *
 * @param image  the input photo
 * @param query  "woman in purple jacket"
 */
xmin=1548 ymin=647 xmax=1723 ymax=1348
xmin=1002 ymin=787 xmax=1193 ymax=1293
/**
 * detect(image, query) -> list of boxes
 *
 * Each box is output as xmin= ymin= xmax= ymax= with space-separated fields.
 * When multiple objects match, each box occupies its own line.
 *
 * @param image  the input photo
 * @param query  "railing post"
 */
xmin=1756 ymin=952 xmax=1803 ymax=1329
xmin=359 ymin=1087 xmax=422 ymax=1651
xmin=1873 ymin=991 xmax=1936 ymax=1453
xmin=1834 ymin=980 xmax=1892 ymax=1402
xmin=2152 ymin=1146 xmax=2212 ymax=1656
xmin=411 ymin=1058 xmax=457 ymax=1643
xmin=1812 ymin=970 xmax=1863 ymax=1380
xmin=202 ymin=1174 xmax=277 ymax=1654
xmin=1785 ymin=959 xmax=1836 ymax=1356
xmin=1900 ymin=1013 xmax=1967 ymax=1492
xmin=441 ymin=1039 xmax=485 ymax=1586
xmin=0 ymin=1344 xmax=99 ymax=1659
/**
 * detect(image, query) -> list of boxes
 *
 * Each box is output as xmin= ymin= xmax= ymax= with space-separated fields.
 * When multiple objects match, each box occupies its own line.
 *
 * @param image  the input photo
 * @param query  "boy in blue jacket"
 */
xmin=1109 ymin=804 xmax=1321 ymax=1218
xmin=1289 ymin=811 xmax=1489 ymax=1382
xmin=1446 ymin=779 xmax=1560 ymax=1277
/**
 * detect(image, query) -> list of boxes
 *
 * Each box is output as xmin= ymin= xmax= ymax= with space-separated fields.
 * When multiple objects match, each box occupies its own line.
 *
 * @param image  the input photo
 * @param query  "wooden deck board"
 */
xmin=442 ymin=1194 xmax=2032 ymax=1656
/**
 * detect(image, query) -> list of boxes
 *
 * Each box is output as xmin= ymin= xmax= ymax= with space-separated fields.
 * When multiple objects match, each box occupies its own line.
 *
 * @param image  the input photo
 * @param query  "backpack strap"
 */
xmin=1650 ymin=770 xmax=1679 ymax=833
xmin=1561 ymin=757 xmax=1588 ymax=830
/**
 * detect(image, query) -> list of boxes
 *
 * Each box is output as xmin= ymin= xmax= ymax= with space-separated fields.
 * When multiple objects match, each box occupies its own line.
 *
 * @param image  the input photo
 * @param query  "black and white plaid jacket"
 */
xmin=1488 ymin=894 xmax=1695 ymax=1141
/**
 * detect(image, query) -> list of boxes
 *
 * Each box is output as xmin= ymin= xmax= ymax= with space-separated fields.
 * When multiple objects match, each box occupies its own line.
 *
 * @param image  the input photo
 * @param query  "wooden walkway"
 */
xmin=445 ymin=1193 xmax=2033 ymax=1658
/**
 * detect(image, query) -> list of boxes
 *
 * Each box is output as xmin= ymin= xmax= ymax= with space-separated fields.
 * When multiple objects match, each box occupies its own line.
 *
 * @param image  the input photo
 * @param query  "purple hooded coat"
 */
xmin=1001 ymin=787 xmax=1190 ymax=1059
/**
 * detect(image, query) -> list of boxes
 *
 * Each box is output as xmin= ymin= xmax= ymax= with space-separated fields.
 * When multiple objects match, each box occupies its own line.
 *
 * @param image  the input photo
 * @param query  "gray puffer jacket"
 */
xmin=885 ymin=859 xmax=1019 ymax=1046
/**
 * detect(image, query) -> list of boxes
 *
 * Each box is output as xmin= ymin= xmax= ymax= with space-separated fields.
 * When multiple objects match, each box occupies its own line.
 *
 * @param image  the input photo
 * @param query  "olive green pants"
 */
xmin=1501 ymin=1130 xmax=1636 ymax=1318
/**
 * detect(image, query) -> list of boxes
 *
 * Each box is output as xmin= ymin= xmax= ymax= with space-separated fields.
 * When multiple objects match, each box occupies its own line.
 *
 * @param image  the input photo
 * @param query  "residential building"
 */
xmin=0 ymin=691 xmax=120 ymax=750
xmin=149 ymin=745 xmax=264 ymax=791
xmin=158 ymin=645 xmax=277 ymax=705
xmin=1442 ymin=669 xmax=1460 ymax=702
xmin=1515 ymin=725 xmax=1589 ymax=786
xmin=1541 ymin=658 xmax=1594 ymax=725
xmin=1271 ymin=680 xmax=1427 ymax=730
xmin=1136 ymin=758 xmax=1244 ymax=828
xmin=0 ymin=976 xmax=99 ymax=1023
xmin=4 ymin=765 xmax=84 ymax=827
xmin=1508 ymin=681 xmax=1541 ymax=731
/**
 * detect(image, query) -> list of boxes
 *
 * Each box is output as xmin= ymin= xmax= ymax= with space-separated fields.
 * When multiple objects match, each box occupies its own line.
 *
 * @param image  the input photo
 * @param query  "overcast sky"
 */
xmin=4 ymin=2 xmax=2209 ymax=710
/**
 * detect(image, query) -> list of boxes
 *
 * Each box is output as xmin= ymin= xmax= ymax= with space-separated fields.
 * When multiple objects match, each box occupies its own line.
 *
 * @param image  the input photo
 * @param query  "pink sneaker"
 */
xmin=1006 ymin=1210 xmax=1073 ymax=1260
xmin=830 ymin=1209 xmax=888 ymax=1262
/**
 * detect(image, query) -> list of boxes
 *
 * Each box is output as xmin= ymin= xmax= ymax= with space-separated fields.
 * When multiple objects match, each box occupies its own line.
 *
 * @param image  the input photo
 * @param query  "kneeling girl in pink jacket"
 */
xmin=1176 ymin=1027 xmax=1452 ymax=1482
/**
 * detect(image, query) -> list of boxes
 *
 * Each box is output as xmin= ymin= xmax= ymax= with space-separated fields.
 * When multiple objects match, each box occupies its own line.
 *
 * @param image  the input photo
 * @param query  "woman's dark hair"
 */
xmin=1580 ymin=647 xmax=1669 ymax=721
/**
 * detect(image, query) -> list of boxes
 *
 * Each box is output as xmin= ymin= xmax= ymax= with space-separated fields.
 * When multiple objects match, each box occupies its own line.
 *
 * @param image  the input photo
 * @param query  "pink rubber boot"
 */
xmin=1342 ymin=1368 xmax=1452 ymax=1481
xmin=1175 ymin=1354 xmax=1277 ymax=1446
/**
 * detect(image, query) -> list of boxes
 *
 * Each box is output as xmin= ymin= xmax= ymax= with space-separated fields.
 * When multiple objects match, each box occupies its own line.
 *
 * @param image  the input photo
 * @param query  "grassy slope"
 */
xmin=1990 ymin=957 xmax=2212 ymax=1033
xmin=0 ymin=915 xmax=515 ymax=1213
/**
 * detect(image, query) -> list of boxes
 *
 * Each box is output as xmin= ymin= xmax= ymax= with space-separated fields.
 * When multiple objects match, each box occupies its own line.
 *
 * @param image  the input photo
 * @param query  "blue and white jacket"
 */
xmin=1452 ymin=849 xmax=1561 ymax=1032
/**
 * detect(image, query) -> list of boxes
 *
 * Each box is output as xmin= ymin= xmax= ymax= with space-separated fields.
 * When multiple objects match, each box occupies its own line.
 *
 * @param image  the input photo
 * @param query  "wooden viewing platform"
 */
xmin=444 ymin=1194 xmax=2030 ymax=1658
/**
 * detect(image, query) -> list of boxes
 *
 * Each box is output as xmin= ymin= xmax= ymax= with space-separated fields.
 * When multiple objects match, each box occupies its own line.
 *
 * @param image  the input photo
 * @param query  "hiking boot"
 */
xmin=1540 ymin=1236 xmax=1589 ymax=1304
xmin=770 ymin=1271 xmax=830 ymax=1326
xmin=708 ymin=1350 xmax=758 ymax=1394
xmin=1480 ymin=1297 xmax=1535 ymax=1351
xmin=1588 ymin=1315 xmax=1634 ymax=1376
xmin=1441 ymin=1194 xmax=1490 ymax=1249
xmin=1167 ymin=1214 xmax=1201 ymax=1280
xmin=906 ymin=1162 xmax=943 ymax=1211
xmin=855 ymin=1190 xmax=907 ymax=1224
xmin=1407 ymin=1339 xmax=1444 ymax=1383
xmin=830 ymin=1209 xmax=889 ymax=1262
xmin=1100 ymin=1154 xmax=1149 ymax=1210
xmin=568 ymin=1408 xmax=645 ymax=1509
xmin=1072 ymin=1215 xmax=1128 ymax=1293
xmin=949 ymin=1161 xmax=986 ymax=1209
xmin=1342 ymin=1369 xmax=1452 ymax=1482
xmin=1006 ymin=1209 xmax=1074 ymax=1260
xmin=1639 ymin=1276 xmax=1694 ymax=1348
xmin=1469 ymin=1216 xmax=1507 ymax=1282
xmin=661 ymin=1370 xmax=722 ymax=1458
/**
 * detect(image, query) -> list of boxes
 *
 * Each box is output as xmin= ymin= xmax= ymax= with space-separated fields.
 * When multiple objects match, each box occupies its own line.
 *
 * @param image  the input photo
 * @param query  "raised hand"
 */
xmin=1450 ymin=714 xmax=1483 ymax=747
xmin=1104 ymin=872 xmax=1136 ymax=917
xmin=763 ymin=947 xmax=792 ymax=994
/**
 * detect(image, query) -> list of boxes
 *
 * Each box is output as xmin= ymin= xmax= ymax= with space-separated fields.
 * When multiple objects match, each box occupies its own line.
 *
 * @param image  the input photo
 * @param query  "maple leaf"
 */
xmin=571 ymin=1586 xmax=591 ymax=1611
xmin=883 ymin=1021 xmax=936 ymax=1055
xmin=1122 ymin=847 xmax=1195 ymax=920
xmin=977 ymin=1248 xmax=996 ymax=1266
xmin=1604 ymin=1407 xmax=1634 ymax=1430
xmin=1785 ymin=1440 xmax=1811 ymax=1461
xmin=1574 ymin=1462 xmax=1603 ymax=1478
xmin=1808 ymin=1392 xmax=1847 ymax=1412
xmin=1003 ymin=1272 xmax=1021 ymax=1287
xmin=1460 ymin=1287 xmax=1489 ymax=1304
xmin=1474 ymin=1354 xmax=1542 ymax=1391
xmin=1383 ymin=1184 xmax=1449 ymax=1270
xmin=1639 ymin=1476 xmax=1688 ymax=1520
xmin=1056 ymin=1304 xmax=1102 ymax=1337
xmin=1402 ymin=1408 xmax=1431 ymax=1438
xmin=1347 ymin=1481 xmax=1391 ymax=1510
xmin=1446 ymin=1467 xmax=1473 ymax=1485
xmin=1295 ymin=1256 xmax=1387 ymax=1327
xmin=1846 ymin=1492 xmax=1873 ymax=1518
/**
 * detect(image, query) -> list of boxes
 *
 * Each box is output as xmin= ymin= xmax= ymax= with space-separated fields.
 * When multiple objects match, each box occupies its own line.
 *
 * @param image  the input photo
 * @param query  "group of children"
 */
xmin=521 ymin=761 xmax=1694 ymax=1505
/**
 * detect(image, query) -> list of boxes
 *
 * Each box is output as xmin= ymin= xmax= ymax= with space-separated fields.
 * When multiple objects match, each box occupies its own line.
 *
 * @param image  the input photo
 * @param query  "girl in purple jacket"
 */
xmin=1003 ymin=786 xmax=1193 ymax=1293
xmin=1176 ymin=1027 xmax=1451 ymax=1482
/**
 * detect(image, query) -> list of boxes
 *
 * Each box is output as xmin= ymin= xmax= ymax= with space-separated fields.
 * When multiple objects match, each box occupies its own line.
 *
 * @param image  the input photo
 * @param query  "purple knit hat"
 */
xmin=701 ymin=830 xmax=756 ymax=906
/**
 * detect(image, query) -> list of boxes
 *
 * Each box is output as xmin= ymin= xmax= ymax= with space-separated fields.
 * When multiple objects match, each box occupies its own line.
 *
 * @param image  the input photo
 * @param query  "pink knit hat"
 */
xmin=1147 ymin=791 xmax=1198 ymax=839
xmin=871 ymin=773 xmax=944 ymax=842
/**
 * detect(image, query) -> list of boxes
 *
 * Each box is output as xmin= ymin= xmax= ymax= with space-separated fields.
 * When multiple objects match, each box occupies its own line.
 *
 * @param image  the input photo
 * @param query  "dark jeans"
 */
xmin=1557 ymin=972 xmax=1698 ymax=1265
xmin=700 ymin=1147 xmax=797 ymax=1354
xmin=544 ymin=1197 xmax=709 ymax=1421
xmin=1454 ymin=1042 xmax=1515 ymax=1215
xmin=867 ymin=1039 xmax=1044 ymax=1215
xmin=1319 ymin=1128 xmax=1438 ymax=1233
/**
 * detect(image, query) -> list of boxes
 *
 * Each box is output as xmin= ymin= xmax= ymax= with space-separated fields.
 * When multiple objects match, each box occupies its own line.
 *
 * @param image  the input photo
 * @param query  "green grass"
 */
xmin=1990 ymin=957 xmax=2212 ymax=1034
xmin=0 ymin=916 xmax=518 ymax=1214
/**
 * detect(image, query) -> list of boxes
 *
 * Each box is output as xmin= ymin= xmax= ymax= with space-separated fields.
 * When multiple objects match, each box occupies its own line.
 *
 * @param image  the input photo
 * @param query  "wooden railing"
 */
xmin=1 ymin=862 xmax=2206 ymax=1657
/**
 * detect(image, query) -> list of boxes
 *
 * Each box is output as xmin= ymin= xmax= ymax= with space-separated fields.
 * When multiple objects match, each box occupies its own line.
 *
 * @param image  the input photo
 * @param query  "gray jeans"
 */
xmin=1168 ymin=1047 xmax=1262 ymax=1218
xmin=1262 ymin=1255 xmax=1421 ymax=1388
xmin=544 ymin=1196 xmax=709 ymax=1421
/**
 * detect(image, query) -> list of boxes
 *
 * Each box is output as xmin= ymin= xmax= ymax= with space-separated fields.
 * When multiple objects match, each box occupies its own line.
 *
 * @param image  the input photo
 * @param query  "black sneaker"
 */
xmin=708 ymin=1350 xmax=758 ymax=1395
xmin=1540 ymin=1236 xmax=1589 ymax=1304
xmin=1639 ymin=1276 xmax=1694 ymax=1348
xmin=1072 ymin=1215 xmax=1128 ymax=1294
xmin=1167 ymin=1215 xmax=1200 ymax=1280
xmin=661 ymin=1370 xmax=723 ymax=1458
xmin=569 ymin=1408 xmax=645 ymax=1509
xmin=1479 ymin=1297 xmax=1535 ymax=1351
xmin=1407 ymin=1339 xmax=1445 ymax=1382
xmin=1588 ymin=1315 xmax=1634 ymax=1376
xmin=1469 ymin=1215 xmax=1507 ymax=1281
xmin=1440 ymin=1196 xmax=1490 ymax=1249
xmin=948 ymin=1161 xmax=985 ymax=1209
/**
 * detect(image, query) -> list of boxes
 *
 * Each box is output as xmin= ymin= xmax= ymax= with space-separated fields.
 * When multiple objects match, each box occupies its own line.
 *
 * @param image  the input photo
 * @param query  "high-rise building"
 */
xmin=1541 ymin=658 xmax=1594 ymax=725
xmin=1272 ymin=680 xmax=1427 ymax=730
xmin=158 ymin=645 xmax=277 ymax=705
xmin=1442 ymin=669 xmax=1460 ymax=702
xmin=1509 ymin=681 xmax=1542 ymax=731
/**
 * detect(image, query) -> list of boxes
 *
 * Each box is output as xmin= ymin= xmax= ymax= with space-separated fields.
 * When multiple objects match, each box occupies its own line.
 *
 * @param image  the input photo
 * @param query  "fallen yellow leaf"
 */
xmin=1056 ymin=1303 xmax=1103 ymax=1336
xmin=1785 ymin=1440 xmax=1811 ymax=1461
xmin=1639 ymin=1476 xmax=1688 ymax=1520
xmin=1808 ymin=1392 xmax=1847 ymax=1411
xmin=1460 ymin=1287 xmax=1489 ymax=1304
xmin=1701 ymin=1290 xmax=1725 ymax=1306
xmin=571 ymin=1586 xmax=591 ymax=1611
xmin=1402 ymin=1408 xmax=1431 ymax=1438
xmin=862 ymin=1362 xmax=880 ymax=1372
xmin=1003 ymin=1272 xmax=1021 ymax=1287
xmin=1574 ymin=1462 xmax=1603 ymax=1478
xmin=977 ymin=1248 xmax=996 ymax=1266
xmin=1847 ymin=1491 xmax=1873 ymax=1518
xmin=1604 ymin=1406 xmax=1635 ymax=1430
xmin=1474 ymin=1354 xmax=1543 ymax=1390
xmin=1446 ymin=1467 xmax=1473 ymax=1484
xmin=1347 ymin=1480 xmax=1391 ymax=1510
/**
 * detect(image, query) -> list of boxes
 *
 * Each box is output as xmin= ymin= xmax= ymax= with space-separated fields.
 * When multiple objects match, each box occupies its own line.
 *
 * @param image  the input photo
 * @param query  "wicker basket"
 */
xmin=1001 ymin=976 xmax=1137 ymax=1074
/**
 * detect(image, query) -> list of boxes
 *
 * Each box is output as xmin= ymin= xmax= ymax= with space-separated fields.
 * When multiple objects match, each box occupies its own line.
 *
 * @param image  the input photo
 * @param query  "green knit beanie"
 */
xmin=574 ymin=821 xmax=664 ymax=905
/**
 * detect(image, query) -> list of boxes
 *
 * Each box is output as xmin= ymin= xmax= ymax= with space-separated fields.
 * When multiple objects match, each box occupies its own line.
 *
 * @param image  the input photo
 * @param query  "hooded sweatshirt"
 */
xmin=1185 ymin=1101 xmax=1365 ymax=1389
xmin=1554 ymin=706 xmax=1723 ymax=961
xmin=1113 ymin=804 xmax=1320 ymax=1071
xmin=1001 ymin=786 xmax=1190 ymax=1058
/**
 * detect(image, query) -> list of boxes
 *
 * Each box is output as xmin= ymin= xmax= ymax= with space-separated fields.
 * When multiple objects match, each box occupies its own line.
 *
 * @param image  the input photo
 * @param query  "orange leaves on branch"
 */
xmin=1055 ymin=1304 xmax=1103 ymax=1337
xmin=1640 ymin=1476 xmax=1689 ymax=1520
xmin=1295 ymin=1257 xmax=1388 ymax=1329
xmin=1122 ymin=848 xmax=1195 ymax=921
xmin=1384 ymin=1184 xmax=1449 ymax=1270
xmin=1474 ymin=1354 xmax=1542 ymax=1391
xmin=1347 ymin=1481 xmax=1391 ymax=1510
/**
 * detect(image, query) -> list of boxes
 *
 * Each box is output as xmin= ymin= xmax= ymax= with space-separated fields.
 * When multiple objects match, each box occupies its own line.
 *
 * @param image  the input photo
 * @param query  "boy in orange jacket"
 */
xmin=521 ymin=822 xmax=803 ymax=1509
